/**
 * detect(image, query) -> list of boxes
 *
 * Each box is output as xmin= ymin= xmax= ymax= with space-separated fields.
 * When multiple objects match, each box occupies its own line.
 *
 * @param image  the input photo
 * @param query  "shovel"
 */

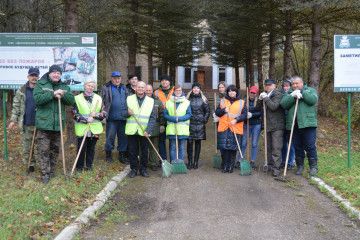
xmin=275 ymin=98 xmax=299 ymax=182
xmin=213 ymin=93 xmax=222 ymax=169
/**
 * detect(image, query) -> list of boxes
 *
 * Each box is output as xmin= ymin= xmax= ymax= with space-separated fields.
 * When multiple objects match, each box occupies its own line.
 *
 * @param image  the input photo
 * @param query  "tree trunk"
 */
xmin=64 ymin=0 xmax=79 ymax=146
xmin=269 ymin=31 xmax=276 ymax=79
xmin=64 ymin=0 xmax=79 ymax=32
xmin=147 ymin=50 xmax=154 ymax=85
xmin=308 ymin=4 xmax=321 ymax=95
xmin=235 ymin=62 xmax=240 ymax=89
xmin=169 ymin=64 xmax=176 ymax=86
xmin=257 ymin=35 xmax=264 ymax=92
xmin=249 ymin=49 xmax=255 ymax=87
xmin=162 ymin=60 xmax=168 ymax=76
xmin=128 ymin=0 xmax=138 ymax=75
xmin=283 ymin=15 xmax=292 ymax=81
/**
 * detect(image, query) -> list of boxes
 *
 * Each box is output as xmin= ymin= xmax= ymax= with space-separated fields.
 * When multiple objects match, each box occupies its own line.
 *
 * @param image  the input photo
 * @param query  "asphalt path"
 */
xmin=81 ymin=122 xmax=360 ymax=240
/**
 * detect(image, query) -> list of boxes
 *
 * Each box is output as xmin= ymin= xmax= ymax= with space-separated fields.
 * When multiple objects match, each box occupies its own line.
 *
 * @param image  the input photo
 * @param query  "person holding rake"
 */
xmin=72 ymin=79 xmax=106 ymax=172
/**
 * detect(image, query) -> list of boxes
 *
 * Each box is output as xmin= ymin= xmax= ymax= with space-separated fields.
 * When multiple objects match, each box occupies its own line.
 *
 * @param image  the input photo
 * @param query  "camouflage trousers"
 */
xmin=148 ymin=136 xmax=159 ymax=167
xmin=37 ymin=130 xmax=60 ymax=179
xmin=21 ymin=125 xmax=36 ymax=166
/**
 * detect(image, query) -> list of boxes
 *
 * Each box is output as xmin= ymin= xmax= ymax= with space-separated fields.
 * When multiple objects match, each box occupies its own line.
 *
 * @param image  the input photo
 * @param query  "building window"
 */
xmin=219 ymin=67 xmax=226 ymax=82
xmin=153 ymin=67 xmax=162 ymax=81
xmin=185 ymin=68 xmax=192 ymax=83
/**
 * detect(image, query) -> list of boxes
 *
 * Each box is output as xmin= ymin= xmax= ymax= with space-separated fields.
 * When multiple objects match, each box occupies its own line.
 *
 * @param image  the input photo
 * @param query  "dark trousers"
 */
xmin=149 ymin=136 xmax=159 ymax=167
xmin=187 ymin=139 xmax=201 ymax=161
xmin=223 ymin=149 xmax=236 ymax=167
xmin=128 ymin=135 xmax=149 ymax=171
xmin=293 ymin=126 xmax=318 ymax=160
xmin=76 ymin=137 xmax=98 ymax=170
xmin=158 ymin=131 xmax=167 ymax=160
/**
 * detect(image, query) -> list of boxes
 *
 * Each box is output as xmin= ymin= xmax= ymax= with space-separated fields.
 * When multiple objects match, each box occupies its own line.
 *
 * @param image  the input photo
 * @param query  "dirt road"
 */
xmin=81 ymin=123 xmax=359 ymax=240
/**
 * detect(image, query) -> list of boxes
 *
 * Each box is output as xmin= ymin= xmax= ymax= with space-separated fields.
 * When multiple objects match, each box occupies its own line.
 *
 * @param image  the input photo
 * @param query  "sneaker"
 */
xmin=29 ymin=166 xmax=35 ymax=172
xmin=250 ymin=161 xmax=255 ymax=168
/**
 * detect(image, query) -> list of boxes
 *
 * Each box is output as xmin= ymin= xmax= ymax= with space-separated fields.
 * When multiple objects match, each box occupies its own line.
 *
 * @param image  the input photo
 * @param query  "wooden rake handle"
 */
xmin=283 ymin=98 xmax=299 ymax=177
xmin=58 ymin=98 xmax=67 ymax=181
xmin=71 ymin=99 xmax=100 ymax=176
xmin=225 ymin=101 xmax=243 ymax=159
xmin=27 ymin=127 xmax=37 ymax=171
xmin=131 ymin=113 xmax=165 ymax=163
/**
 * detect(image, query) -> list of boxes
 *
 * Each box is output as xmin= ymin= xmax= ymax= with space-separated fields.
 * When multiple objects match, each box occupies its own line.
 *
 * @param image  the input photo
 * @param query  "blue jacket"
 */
xmin=100 ymin=81 xmax=128 ymax=121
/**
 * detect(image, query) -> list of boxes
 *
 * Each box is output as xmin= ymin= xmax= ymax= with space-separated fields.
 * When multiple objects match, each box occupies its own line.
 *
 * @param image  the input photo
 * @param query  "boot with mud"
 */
xmin=295 ymin=157 xmax=304 ymax=175
xmin=308 ymin=158 xmax=318 ymax=176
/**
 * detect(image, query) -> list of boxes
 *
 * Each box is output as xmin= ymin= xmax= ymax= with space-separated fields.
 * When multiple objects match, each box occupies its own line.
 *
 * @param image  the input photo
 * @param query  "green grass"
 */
xmin=0 ymin=120 xmax=126 ymax=239
xmin=317 ymin=150 xmax=360 ymax=208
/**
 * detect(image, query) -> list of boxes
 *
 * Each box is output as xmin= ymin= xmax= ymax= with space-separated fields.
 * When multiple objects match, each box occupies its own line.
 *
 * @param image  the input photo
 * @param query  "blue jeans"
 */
xmin=159 ymin=131 xmax=168 ymax=160
xmin=293 ymin=126 xmax=318 ymax=160
xmin=104 ymin=120 xmax=128 ymax=152
xmin=169 ymin=139 xmax=186 ymax=162
xmin=239 ymin=124 xmax=261 ymax=161
xmin=281 ymin=130 xmax=295 ymax=165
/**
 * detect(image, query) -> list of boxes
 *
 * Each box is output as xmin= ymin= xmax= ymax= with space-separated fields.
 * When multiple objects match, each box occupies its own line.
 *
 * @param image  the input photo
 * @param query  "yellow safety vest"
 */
xmin=166 ymin=98 xmax=190 ymax=136
xmin=125 ymin=94 xmax=154 ymax=136
xmin=74 ymin=93 xmax=103 ymax=136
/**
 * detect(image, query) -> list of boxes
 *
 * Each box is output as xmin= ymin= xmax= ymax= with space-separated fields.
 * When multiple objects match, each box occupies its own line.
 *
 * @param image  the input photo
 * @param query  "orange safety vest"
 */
xmin=154 ymin=88 xmax=174 ymax=108
xmin=218 ymin=98 xmax=245 ymax=135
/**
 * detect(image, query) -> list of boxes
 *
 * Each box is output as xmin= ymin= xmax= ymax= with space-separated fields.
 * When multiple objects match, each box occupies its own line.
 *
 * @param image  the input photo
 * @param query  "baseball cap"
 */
xmin=28 ymin=67 xmax=40 ymax=75
xmin=249 ymin=86 xmax=258 ymax=94
xmin=111 ymin=71 xmax=121 ymax=77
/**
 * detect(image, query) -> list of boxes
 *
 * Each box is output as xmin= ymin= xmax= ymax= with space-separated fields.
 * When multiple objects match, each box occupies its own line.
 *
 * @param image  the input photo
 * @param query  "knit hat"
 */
xmin=192 ymin=82 xmax=202 ymax=90
xmin=249 ymin=86 xmax=258 ymax=94
xmin=160 ymin=74 xmax=170 ymax=82
xmin=49 ymin=65 xmax=62 ymax=75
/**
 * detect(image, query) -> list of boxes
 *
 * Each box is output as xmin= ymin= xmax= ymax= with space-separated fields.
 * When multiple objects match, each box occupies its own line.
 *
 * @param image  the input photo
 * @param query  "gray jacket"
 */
xmin=256 ymin=88 xmax=285 ymax=132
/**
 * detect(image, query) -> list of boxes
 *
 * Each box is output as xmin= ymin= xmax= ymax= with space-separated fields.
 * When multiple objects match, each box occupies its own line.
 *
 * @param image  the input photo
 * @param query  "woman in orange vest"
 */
xmin=215 ymin=85 xmax=247 ymax=173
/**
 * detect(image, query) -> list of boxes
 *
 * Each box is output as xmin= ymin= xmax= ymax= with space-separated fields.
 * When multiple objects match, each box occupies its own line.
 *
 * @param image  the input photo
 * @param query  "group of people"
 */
xmin=9 ymin=64 xmax=318 ymax=183
xmin=212 ymin=77 xmax=318 ymax=177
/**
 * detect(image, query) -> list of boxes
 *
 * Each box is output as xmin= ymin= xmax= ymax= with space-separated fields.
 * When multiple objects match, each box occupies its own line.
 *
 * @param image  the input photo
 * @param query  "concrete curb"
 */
xmin=54 ymin=166 xmax=131 ymax=240
xmin=311 ymin=177 xmax=360 ymax=220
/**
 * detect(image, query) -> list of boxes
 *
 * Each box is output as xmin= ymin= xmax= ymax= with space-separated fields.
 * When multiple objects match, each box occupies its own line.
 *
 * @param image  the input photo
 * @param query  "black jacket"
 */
xmin=187 ymin=92 xmax=210 ymax=140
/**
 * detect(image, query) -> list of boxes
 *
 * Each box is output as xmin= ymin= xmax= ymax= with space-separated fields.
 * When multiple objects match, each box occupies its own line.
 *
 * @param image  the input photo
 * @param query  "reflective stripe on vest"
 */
xmin=74 ymin=94 xmax=103 ymax=136
xmin=154 ymin=88 xmax=174 ymax=108
xmin=165 ymin=99 xmax=190 ymax=136
xmin=218 ymin=99 xmax=244 ymax=135
xmin=125 ymin=95 xmax=154 ymax=136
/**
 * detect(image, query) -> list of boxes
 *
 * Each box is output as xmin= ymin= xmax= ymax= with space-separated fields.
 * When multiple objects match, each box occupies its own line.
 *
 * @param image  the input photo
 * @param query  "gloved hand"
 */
xmin=212 ymin=113 xmax=219 ymax=123
xmin=247 ymin=112 xmax=252 ymax=119
xmin=160 ymin=126 xmax=165 ymax=133
xmin=259 ymin=92 xmax=268 ymax=100
xmin=290 ymin=90 xmax=303 ymax=99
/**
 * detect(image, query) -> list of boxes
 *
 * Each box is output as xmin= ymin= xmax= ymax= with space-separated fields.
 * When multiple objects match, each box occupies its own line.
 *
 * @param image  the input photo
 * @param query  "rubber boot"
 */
xmin=187 ymin=140 xmax=193 ymax=169
xmin=193 ymin=140 xmax=201 ymax=169
xmin=118 ymin=151 xmax=126 ymax=164
xmin=308 ymin=158 xmax=318 ymax=176
xmin=106 ymin=151 xmax=113 ymax=163
xmin=295 ymin=157 xmax=304 ymax=175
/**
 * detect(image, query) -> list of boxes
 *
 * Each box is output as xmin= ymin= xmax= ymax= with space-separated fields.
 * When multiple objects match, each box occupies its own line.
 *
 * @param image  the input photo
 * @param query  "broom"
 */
xmin=131 ymin=113 xmax=174 ymax=178
xmin=226 ymin=102 xmax=252 ymax=176
xmin=213 ymin=93 xmax=222 ymax=169
xmin=171 ymin=96 xmax=188 ymax=174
